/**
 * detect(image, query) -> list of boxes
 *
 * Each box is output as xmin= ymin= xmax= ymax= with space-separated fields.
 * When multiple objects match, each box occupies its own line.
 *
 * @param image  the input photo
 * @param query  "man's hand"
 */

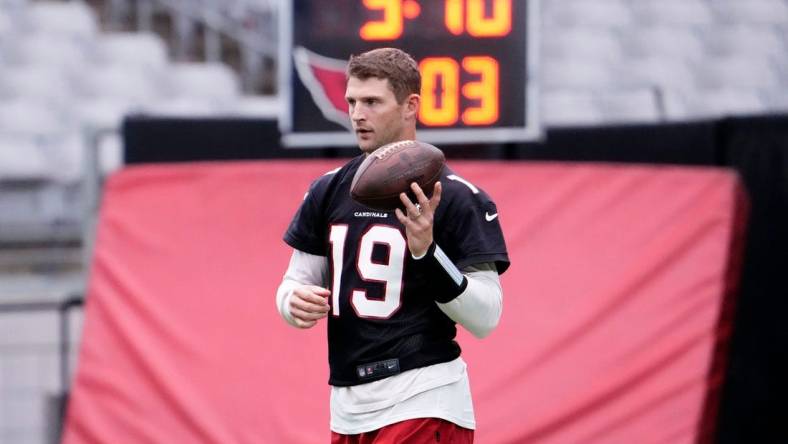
xmin=395 ymin=181 xmax=442 ymax=257
xmin=288 ymin=285 xmax=331 ymax=328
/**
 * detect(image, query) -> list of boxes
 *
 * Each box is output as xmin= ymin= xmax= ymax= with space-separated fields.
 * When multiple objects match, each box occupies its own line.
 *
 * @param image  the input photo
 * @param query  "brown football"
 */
xmin=350 ymin=140 xmax=445 ymax=211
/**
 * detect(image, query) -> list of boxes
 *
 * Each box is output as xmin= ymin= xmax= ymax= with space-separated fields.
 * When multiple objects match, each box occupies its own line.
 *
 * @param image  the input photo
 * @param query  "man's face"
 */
xmin=345 ymin=76 xmax=415 ymax=154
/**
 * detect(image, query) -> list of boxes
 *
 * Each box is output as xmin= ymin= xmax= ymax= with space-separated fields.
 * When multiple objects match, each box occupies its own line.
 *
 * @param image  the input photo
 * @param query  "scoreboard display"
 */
xmin=279 ymin=0 xmax=540 ymax=147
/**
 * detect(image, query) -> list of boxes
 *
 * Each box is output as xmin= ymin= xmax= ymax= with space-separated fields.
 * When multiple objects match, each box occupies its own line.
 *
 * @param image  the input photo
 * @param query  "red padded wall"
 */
xmin=63 ymin=161 xmax=745 ymax=443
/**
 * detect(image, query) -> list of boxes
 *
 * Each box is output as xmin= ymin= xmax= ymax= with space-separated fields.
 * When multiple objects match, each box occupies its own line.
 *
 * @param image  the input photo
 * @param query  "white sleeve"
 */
xmin=436 ymin=262 xmax=503 ymax=339
xmin=276 ymin=249 xmax=329 ymax=327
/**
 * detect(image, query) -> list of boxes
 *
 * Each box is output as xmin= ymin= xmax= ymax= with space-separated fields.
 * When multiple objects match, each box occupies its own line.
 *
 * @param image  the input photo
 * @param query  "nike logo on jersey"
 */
xmin=485 ymin=212 xmax=499 ymax=222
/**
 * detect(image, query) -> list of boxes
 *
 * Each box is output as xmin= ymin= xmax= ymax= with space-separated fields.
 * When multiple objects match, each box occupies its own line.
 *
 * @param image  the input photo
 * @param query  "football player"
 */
xmin=276 ymin=47 xmax=509 ymax=443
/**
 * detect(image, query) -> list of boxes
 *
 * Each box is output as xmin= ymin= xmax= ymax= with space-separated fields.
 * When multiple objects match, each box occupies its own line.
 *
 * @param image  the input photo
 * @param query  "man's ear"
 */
xmin=404 ymin=93 xmax=420 ymax=120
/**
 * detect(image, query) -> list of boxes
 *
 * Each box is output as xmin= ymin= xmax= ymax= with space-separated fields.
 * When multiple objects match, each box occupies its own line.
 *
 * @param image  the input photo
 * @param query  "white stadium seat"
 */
xmin=73 ymin=97 xmax=139 ymax=130
xmin=233 ymin=95 xmax=281 ymax=118
xmin=543 ymin=0 xmax=635 ymax=27
xmin=96 ymin=132 xmax=124 ymax=175
xmin=542 ymin=27 xmax=625 ymax=62
xmin=39 ymin=132 xmax=84 ymax=183
xmin=630 ymin=0 xmax=714 ymax=25
xmin=542 ymin=90 xmax=605 ymax=127
xmin=74 ymin=64 xmax=164 ymax=104
xmin=621 ymin=26 xmax=706 ymax=60
xmin=7 ymin=33 xmax=90 ymax=72
xmin=27 ymin=1 xmax=97 ymax=39
xmin=0 ymin=99 xmax=66 ymax=136
xmin=141 ymin=97 xmax=220 ymax=117
xmin=701 ymin=26 xmax=787 ymax=59
xmin=0 ymin=9 xmax=14 ymax=37
xmin=0 ymin=65 xmax=73 ymax=106
xmin=667 ymin=89 xmax=768 ymax=120
xmin=615 ymin=57 xmax=697 ymax=91
xmin=594 ymin=89 xmax=661 ymax=123
xmin=0 ymin=134 xmax=50 ymax=181
xmin=0 ymin=0 xmax=785 ymax=180
xmin=93 ymin=32 xmax=169 ymax=70
xmin=541 ymin=59 xmax=619 ymax=90
xmin=165 ymin=62 xmax=241 ymax=103
xmin=761 ymin=90 xmax=788 ymax=112
xmin=711 ymin=0 xmax=788 ymax=24
xmin=543 ymin=88 xmax=662 ymax=127
xmin=693 ymin=56 xmax=783 ymax=89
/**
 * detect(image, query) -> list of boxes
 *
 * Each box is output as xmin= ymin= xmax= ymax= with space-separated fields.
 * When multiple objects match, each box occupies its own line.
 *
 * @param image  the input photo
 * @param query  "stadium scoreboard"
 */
xmin=279 ymin=0 xmax=540 ymax=147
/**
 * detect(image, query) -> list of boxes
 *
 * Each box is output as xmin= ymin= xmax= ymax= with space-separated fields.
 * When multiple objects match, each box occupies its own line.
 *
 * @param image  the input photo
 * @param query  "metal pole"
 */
xmin=204 ymin=27 xmax=221 ymax=63
xmin=58 ymin=296 xmax=85 ymax=393
xmin=81 ymin=126 xmax=101 ymax=271
xmin=137 ymin=0 xmax=154 ymax=31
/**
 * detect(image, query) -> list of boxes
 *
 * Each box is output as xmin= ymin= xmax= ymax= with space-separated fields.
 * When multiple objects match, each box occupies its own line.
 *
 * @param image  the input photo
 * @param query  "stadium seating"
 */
xmin=0 ymin=0 xmax=254 ymax=262
xmin=539 ymin=0 xmax=788 ymax=126
xmin=0 ymin=0 xmax=785 ymax=248
xmin=0 ymin=0 xmax=785 ymax=180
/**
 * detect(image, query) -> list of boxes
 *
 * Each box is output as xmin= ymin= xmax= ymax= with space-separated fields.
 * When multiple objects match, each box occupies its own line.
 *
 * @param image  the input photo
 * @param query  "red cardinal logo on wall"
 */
xmin=293 ymin=46 xmax=351 ymax=129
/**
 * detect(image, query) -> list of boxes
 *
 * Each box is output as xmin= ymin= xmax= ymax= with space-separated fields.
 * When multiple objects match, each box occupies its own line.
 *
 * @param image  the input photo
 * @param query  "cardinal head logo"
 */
xmin=292 ymin=46 xmax=351 ymax=129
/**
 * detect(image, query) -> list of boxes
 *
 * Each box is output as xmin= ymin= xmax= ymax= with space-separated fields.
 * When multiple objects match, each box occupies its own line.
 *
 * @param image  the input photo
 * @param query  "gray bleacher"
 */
xmin=540 ymin=0 xmax=788 ymax=125
xmin=0 ymin=1 xmax=276 ymax=442
xmin=0 ymin=0 xmax=279 ymax=244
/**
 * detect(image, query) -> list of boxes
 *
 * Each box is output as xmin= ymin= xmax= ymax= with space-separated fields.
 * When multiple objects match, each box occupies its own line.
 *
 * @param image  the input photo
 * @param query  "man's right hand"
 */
xmin=288 ymin=285 xmax=331 ymax=328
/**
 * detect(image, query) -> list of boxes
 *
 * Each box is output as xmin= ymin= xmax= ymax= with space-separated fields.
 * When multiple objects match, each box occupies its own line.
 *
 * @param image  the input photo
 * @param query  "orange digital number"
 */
xmin=419 ymin=56 xmax=500 ymax=127
xmin=360 ymin=0 xmax=403 ymax=40
xmin=444 ymin=0 xmax=464 ymax=35
xmin=444 ymin=0 xmax=511 ymax=37
xmin=461 ymin=56 xmax=499 ymax=125
xmin=419 ymin=58 xmax=460 ymax=126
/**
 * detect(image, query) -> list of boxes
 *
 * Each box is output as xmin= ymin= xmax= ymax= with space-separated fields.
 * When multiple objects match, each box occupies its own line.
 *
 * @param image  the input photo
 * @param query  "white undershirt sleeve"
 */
xmin=436 ymin=262 xmax=503 ymax=339
xmin=275 ymin=249 xmax=328 ymax=327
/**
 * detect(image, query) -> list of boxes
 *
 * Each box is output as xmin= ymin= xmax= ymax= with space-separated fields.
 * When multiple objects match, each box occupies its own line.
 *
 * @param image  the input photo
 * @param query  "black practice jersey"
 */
xmin=284 ymin=155 xmax=510 ymax=386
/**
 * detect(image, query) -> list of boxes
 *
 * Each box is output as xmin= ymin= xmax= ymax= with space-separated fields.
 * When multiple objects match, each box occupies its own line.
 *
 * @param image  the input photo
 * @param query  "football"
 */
xmin=350 ymin=140 xmax=445 ymax=211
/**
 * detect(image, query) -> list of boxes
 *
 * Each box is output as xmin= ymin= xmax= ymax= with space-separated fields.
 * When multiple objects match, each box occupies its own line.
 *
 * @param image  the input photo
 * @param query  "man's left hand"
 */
xmin=395 ymin=181 xmax=442 ymax=257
